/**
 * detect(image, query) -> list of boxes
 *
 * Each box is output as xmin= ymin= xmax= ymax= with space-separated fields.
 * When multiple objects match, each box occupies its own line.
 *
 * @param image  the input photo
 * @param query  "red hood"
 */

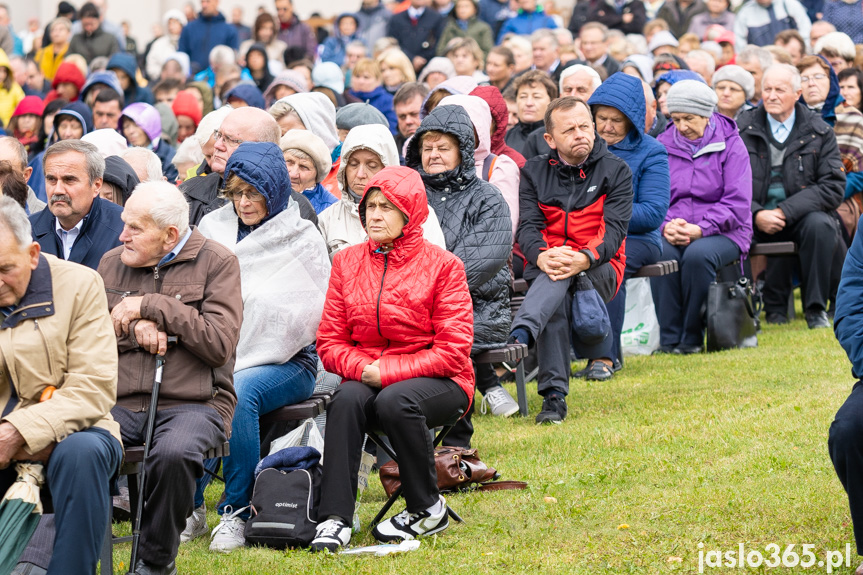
xmin=52 ymin=62 xmax=85 ymax=91
xmin=471 ymin=86 xmax=526 ymax=168
xmin=359 ymin=166 xmax=429 ymax=258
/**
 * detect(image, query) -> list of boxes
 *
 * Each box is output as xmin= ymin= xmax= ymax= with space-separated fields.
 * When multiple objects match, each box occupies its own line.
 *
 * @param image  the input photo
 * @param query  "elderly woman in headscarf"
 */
xmin=195 ymin=141 xmax=331 ymax=553
xmin=319 ymin=123 xmax=446 ymax=259
xmin=312 ymin=166 xmax=474 ymax=552
xmin=100 ymin=155 xmax=141 ymax=206
xmin=580 ymin=72 xmax=670 ymax=378
xmin=269 ymin=92 xmax=343 ymax=195
xmin=406 ymin=103 xmax=512 ymax=447
xmin=279 ymin=130 xmax=338 ymax=213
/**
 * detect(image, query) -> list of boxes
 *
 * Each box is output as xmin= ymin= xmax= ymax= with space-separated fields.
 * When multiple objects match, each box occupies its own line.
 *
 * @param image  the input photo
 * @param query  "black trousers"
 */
xmin=112 ymin=404 xmax=226 ymax=567
xmin=829 ymin=380 xmax=863 ymax=554
xmin=317 ymin=378 xmax=468 ymax=523
xmin=512 ymin=263 xmax=618 ymax=397
xmin=443 ymin=361 xmax=498 ymax=449
xmin=756 ymin=210 xmax=842 ymax=314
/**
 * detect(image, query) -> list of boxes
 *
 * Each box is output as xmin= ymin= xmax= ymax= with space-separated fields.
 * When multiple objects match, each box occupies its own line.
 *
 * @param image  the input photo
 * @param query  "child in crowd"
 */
xmin=322 ymin=14 xmax=362 ymax=67
xmin=445 ymin=37 xmax=488 ymax=81
xmin=349 ymin=58 xmax=397 ymax=134
xmin=9 ymin=96 xmax=44 ymax=161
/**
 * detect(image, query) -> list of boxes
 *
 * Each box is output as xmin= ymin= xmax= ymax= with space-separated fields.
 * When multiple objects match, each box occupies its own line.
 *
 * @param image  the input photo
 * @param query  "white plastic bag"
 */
xmin=268 ymin=418 xmax=325 ymax=459
xmin=620 ymin=277 xmax=660 ymax=356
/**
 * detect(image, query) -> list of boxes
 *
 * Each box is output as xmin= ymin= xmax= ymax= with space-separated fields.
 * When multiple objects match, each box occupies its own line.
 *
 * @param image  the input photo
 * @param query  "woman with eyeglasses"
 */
xmin=195 ymin=141 xmax=332 ymax=553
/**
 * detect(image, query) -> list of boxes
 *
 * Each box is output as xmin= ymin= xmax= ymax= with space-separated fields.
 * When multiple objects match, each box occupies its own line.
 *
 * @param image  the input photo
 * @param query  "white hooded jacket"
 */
xmin=317 ymin=124 xmax=446 ymax=260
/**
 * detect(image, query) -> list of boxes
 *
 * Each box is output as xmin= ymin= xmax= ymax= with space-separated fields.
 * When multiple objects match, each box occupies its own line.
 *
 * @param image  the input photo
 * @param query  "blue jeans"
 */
xmin=193 ymin=360 xmax=316 ymax=517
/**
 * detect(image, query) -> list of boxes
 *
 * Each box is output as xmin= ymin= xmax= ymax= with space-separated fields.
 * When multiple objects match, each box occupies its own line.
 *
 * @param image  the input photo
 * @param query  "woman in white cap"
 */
xmin=146 ymin=10 xmax=187 ymax=81
xmin=279 ymin=130 xmax=339 ymax=213
xmin=712 ymin=64 xmax=755 ymax=120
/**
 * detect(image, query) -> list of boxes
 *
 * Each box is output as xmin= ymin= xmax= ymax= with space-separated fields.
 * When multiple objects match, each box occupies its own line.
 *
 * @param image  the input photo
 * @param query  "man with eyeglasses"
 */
xmin=738 ymin=63 xmax=846 ymax=329
xmin=179 ymin=106 xmax=318 ymax=226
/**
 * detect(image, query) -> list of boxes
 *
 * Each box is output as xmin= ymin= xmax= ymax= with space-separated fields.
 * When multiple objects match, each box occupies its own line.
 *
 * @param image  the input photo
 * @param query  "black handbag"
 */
xmin=706 ymin=276 xmax=762 ymax=352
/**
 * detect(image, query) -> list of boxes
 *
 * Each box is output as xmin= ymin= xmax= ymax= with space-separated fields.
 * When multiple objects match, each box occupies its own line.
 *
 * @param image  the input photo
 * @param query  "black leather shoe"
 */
xmin=133 ymin=560 xmax=177 ymax=575
xmin=652 ymin=345 xmax=678 ymax=355
xmin=765 ymin=313 xmax=789 ymax=325
xmin=674 ymin=345 xmax=703 ymax=355
xmin=805 ymin=309 xmax=830 ymax=329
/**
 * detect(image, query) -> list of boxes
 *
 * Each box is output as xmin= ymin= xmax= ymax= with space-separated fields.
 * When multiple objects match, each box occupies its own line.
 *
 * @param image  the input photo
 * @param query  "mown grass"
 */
xmin=109 ymin=308 xmax=860 ymax=574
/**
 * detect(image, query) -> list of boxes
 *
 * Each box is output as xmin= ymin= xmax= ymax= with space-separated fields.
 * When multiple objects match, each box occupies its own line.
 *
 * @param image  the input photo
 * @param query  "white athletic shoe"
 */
xmin=480 ymin=386 xmax=519 ymax=417
xmin=310 ymin=517 xmax=352 ymax=552
xmin=372 ymin=497 xmax=449 ymax=542
xmin=209 ymin=505 xmax=247 ymax=553
xmin=180 ymin=505 xmax=208 ymax=543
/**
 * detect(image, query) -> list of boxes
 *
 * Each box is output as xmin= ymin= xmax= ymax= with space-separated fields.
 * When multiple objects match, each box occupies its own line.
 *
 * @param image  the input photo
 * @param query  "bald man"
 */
xmin=179 ymin=106 xmax=317 ymax=226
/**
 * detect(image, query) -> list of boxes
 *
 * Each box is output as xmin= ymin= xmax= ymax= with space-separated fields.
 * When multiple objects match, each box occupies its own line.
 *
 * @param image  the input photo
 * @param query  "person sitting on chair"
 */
xmin=311 ymin=166 xmax=475 ymax=552
xmin=0 ymin=196 xmax=123 ymax=575
xmin=193 ymin=141 xmax=331 ymax=553
xmin=97 ymin=181 xmax=243 ymax=575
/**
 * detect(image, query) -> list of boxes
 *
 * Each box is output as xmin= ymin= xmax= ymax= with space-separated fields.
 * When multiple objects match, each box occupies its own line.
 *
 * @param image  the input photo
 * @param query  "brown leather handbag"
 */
xmin=379 ymin=446 xmax=526 ymax=496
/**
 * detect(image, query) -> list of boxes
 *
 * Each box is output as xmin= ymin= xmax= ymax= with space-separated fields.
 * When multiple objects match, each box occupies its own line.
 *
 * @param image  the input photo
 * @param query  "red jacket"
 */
xmin=316 ymin=166 xmax=476 ymax=406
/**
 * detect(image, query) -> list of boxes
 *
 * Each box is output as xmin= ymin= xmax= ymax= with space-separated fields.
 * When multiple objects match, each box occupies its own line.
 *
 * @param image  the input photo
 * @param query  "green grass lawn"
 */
xmin=109 ymin=312 xmax=861 ymax=574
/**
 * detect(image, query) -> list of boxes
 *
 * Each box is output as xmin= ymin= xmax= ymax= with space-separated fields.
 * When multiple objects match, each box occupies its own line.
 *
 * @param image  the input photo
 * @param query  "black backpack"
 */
xmin=244 ymin=465 xmax=322 ymax=549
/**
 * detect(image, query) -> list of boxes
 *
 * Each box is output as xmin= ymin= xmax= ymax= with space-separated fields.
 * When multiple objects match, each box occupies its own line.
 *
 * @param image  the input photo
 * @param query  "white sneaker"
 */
xmin=372 ymin=497 xmax=449 ymax=542
xmin=310 ymin=517 xmax=352 ymax=552
xmin=209 ymin=505 xmax=247 ymax=553
xmin=480 ymin=386 xmax=519 ymax=417
xmin=180 ymin=505 xmax=208 ymax=543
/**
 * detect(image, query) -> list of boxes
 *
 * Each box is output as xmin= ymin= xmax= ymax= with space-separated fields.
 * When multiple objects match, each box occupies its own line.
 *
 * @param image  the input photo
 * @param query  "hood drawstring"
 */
xmin=579 ymin=168 xmax=586 ymax=179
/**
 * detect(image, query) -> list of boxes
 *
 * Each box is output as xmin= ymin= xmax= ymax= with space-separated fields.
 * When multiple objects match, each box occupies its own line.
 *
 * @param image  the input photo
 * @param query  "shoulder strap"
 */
xmin=482 ymin=153 xmax=498 ymax=182
xmin=477 ymin=480 xmax=528 ymax=492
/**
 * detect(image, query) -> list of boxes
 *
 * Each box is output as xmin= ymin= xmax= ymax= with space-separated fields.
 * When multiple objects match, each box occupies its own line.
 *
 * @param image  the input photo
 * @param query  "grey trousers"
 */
xmin=513 ymin=263 xmax=617 ymax=397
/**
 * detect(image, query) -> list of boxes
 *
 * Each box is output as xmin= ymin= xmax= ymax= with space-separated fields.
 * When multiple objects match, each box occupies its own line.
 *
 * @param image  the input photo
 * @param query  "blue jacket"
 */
xmin=497 ymin=9 xmax=557 ymax=43
xmin=29 ymin=196 xmax=124 ymax=271
xmin=302 ymin=183 xmax=338 ymax=214
xmin=321 ymin=14 xmax=361 ymax=66
xmin=178 ymin=11 xmax=239 ymax=73
xmin=836 ymin=224 xmax=863 ymax=377
xmin=107 ymin=53 xmax=154 ymax=105
xmin=587 ymin=72 xmax=670 ymax=250
xmin=349 ymin=85 xmax=398 ymax=135
xmin=224 ymin=141 xmax=291 ymax=242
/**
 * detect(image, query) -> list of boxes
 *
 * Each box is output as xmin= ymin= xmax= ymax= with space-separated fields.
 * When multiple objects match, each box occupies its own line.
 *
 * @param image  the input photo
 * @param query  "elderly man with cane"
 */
xmin=97 ymin=181 xmax=243 ymax=575
xmin=0 ymin=195 xmax=123 ymax=575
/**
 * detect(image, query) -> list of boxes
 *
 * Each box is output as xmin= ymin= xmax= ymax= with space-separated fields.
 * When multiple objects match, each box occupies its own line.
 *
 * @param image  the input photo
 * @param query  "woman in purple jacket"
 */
xmin=652 ymin=80 xmax=753 ymax=354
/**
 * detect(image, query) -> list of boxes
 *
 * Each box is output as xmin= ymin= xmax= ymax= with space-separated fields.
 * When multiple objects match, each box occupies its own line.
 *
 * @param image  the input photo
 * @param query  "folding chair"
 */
xmin=364 ymin=408 xmax=465 ymax=527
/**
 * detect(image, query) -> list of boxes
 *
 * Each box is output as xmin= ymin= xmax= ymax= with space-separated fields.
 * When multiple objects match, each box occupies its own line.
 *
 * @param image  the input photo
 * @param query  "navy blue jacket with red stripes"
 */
xmin=517 ymin=136 xmax=633 ymax=290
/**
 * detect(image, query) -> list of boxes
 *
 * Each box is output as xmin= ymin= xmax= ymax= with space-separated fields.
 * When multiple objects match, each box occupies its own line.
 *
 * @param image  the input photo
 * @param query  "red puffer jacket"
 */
xmin=315 ymin=166 xmax=476 ymax=406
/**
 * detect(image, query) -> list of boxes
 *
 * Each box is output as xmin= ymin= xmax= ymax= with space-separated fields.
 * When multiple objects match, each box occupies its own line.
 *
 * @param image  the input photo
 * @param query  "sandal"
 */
xmin=584 ymin=360 xmax=614 ymax=382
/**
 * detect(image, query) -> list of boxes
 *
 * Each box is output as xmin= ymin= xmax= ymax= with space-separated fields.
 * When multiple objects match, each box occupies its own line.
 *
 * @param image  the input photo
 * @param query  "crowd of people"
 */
xmin=5 ymin=0 xmax=863 ymax=572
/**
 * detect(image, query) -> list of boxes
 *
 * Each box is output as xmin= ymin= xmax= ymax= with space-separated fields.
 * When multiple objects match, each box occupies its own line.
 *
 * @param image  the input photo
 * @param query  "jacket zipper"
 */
xmin=563 ymin=172 xmax=576 ymax=248
xmin=106 ymin=288 xmax=135 ymax=299
xmin=376 ymin=253 xmax=389 ymax=339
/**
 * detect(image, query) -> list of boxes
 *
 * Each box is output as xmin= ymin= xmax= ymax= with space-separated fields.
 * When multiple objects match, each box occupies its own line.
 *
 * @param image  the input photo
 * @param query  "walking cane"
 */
xmin=128 ymin=335 xmax=178 ymax=574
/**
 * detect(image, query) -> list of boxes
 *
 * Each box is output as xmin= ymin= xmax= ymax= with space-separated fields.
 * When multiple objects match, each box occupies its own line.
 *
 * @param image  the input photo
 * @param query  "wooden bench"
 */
xmin=473 ymin=343 xmax=529 ymax=416
xmin=259 ymin=392 xmax=332 ymax=427
xmin=633 ymin=260 xmax=679 ymax=277
xmin=101 ymin=443 xmax=230 ymax=575
xmin=750 ymin=241 xmax=797 ymax=257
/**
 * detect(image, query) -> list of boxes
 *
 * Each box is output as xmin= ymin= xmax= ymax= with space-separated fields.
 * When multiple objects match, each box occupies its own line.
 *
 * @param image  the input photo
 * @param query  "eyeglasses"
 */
xmin=223 ymin=189 xmax=265 ymax=203
xmin=213 ymin=129 xmax=244 ymax=148
xmin=801 ymin=73 xmax=827 ymax=84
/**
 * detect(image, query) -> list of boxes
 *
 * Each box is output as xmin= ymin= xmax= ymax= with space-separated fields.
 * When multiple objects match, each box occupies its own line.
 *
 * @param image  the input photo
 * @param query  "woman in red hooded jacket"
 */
xmin=313 ymin=165 xmax=475 ymax=552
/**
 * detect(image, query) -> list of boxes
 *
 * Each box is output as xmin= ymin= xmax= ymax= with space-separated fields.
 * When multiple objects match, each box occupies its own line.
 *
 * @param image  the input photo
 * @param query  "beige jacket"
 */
xmin=0 ymin=254 xmax=121 ymax=454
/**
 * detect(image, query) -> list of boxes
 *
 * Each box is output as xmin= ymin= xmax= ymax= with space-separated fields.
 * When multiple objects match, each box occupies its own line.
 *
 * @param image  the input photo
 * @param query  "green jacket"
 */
xmin=437 ymin=16 xmax=495 ymax=57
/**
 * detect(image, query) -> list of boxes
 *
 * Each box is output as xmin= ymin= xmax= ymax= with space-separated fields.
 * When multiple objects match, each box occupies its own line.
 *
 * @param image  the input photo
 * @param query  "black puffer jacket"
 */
xmin=406 ymin=104 xmax=513 ymax=351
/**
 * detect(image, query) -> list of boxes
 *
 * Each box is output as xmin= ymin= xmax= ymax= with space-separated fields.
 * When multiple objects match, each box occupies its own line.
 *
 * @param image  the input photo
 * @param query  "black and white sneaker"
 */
xmin=372 ymin=498 xmax=449 ymax=542
xmin=535 ymin=393 xmax=567 ymax=424
xmin=310 ymin=517 xmax=351 ymax=552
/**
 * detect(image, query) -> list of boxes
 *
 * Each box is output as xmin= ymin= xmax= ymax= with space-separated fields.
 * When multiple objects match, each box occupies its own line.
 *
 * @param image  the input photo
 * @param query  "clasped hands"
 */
xmin=111 ymin=296 xmax=169 ymax=355
xmin=754 ymin=208 xmax=786 ymax=235
xmin=663 ymin=218 xmax=703 ymax=246
xmin=361 ymin=359 xmax=382 ymax=388
xmin=0 ymin=422 xmax=53 ymax=469
xmin=537 ymin=245 xmax=590 ymax=281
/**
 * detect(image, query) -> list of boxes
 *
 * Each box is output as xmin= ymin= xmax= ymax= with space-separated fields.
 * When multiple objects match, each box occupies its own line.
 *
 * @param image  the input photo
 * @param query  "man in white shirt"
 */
xmin=29 ymin=140 xmax=124 ymax=270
